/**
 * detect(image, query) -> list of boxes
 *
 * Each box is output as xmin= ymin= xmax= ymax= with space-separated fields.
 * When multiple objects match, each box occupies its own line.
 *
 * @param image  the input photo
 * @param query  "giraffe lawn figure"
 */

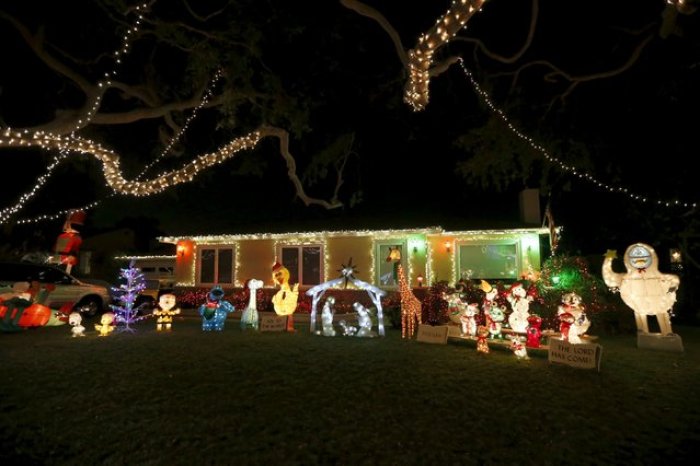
xmin=397 ymin=264 xmax=421 ymax=339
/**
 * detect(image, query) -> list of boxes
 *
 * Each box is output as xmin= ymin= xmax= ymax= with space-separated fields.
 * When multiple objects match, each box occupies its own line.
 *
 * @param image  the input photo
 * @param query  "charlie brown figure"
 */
xmin=153 ymin=293 xmax=180 ymax=331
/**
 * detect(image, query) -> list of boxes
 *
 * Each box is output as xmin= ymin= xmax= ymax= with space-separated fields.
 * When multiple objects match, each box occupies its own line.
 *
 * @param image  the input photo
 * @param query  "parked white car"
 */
xmin=0 ymin=261 xmax=111 ymax=317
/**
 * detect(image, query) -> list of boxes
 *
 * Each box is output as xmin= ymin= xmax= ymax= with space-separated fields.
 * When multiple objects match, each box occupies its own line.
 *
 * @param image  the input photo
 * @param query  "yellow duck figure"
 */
xmin=271 ymin=261 xmax=299 ymax=332
xmin=95 ymin=312 xmax=115 ymax=336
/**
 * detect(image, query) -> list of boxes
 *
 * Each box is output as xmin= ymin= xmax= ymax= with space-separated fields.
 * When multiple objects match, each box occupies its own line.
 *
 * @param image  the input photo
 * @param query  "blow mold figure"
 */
xmin=241 ymin=279 xmax=263 ymax=331
xmin=271 ymin=261 xmax=299 ymax=332
xmin=153 ymin=293 xmax=181 ymax=331
xmin=95 ymin=312 xmax=116 ymax=336
xmin=526 ymin=315 xmax=542 ymax=349
xmin=69 ymin=312 xmax=86 ymax=337
xmin=198 ymin=285 xmax=235 ymax=331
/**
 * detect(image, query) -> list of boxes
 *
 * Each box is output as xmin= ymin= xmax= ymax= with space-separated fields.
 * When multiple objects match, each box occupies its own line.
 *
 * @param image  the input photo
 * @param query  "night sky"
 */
xmin=1 ymin=0 xmax=699 ymax=258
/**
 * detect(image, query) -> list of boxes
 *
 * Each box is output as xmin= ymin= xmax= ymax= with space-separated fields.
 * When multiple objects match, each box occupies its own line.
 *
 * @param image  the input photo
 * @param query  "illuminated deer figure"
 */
xmin=397 ymin=264 xmax=421 ymax=339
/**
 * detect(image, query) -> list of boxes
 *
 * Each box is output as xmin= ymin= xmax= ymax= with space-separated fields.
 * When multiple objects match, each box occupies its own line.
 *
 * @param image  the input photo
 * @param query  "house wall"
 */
xmin=175 ymin=240 xmax=194 ymax=285
xmin=326 ymin=237 xmax=373 ymax=284
xmin=237 ymin=239 xmax=275 ymax=287
xmin=427 ymin=235 xmax=453 ymax=285
xmin=170 ymin=229 xmax=545 ymax=289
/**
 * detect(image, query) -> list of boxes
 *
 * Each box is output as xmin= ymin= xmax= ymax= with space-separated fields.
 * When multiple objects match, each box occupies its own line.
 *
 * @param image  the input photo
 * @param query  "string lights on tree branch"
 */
xmin=457 ymin=58 xmax=697 ymax=210
xmin=405 ymin=0 xmax=486 ymax=111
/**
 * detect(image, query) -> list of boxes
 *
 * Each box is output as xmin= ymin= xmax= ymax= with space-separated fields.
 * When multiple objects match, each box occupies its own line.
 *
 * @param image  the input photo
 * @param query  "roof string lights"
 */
xmin=458 ymin=59 xmax=697 ymax=210
xmin=0 ymin=3 xmax=150 ymax=225
xmin=405 ymin=0 xmax=487 ymax=111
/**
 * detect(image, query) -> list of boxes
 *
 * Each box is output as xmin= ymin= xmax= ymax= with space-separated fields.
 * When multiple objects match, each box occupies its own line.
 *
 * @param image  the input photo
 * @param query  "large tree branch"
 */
xmin=259 ymin=126 xmax=344 ymax=209
xmin=454 ymin=0 xmax=539 ymax=65
xmin=0 ymin=127 xmax=343 ymax=210
xmin=339 ymin=0 xmax=407 ymax=67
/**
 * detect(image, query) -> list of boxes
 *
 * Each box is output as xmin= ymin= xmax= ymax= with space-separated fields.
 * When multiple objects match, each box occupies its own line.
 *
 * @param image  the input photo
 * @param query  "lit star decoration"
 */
xmin=458 ymin=59 xmax=698 ymax=210
xmin=0 ymin=3 xmax=151 ymax=225
xmin=338 ymin=257 xmax=359 ymax=288
xmin=405 ymin=0 xmax=487 ymax=111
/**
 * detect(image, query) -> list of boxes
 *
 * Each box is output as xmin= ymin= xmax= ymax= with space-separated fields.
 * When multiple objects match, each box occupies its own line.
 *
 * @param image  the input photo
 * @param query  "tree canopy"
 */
xmin=1 ymin=0 xmax=699 ymax=264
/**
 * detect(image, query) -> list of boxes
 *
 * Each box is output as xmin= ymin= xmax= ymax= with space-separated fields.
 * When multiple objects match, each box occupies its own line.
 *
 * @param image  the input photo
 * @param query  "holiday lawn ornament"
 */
xmin=53 ymin=210 xmax=85 ymax=274
xmin=557 ymin=292 xmax=589 ymax=344
xmin=95 ymin=312 xmax=115 ymax=336
xmin=271 ymin=261 xmax=299 ymax=332
xmin=338 ymin=320 xmax=357 ymax=336
xmin=558 ymin=311 xmax=575 ymax=343
xmin=319 ymin=296 xmax=336 ymax=336
xmin=526 ymin=315 xmax=543 ymax=349
xmin=459 ymin=303 xmax=479 ymax=338
xmin=0 ymin=281 xmax=58 ymax=331
xmin=509 ymin=335 xmax=529 ymax=359
xmin=476 ymin=325 xmax=490 ymax=354
xmin=305 ymin=258 xmax=387 ymax=336
xmin=602 ymin=244 xmax=679 ymax=336
xmin=382 ymin=246 xmax=402 ymax=286
xmin=240 ymin=279 xmax=263 ymax=331
xmin=198 ymin=285 xmax=235 ymax=331
xmin=69 ymin=312 xmax=86 ymax=337
xmin=353 ymin=302 xmax=377 ymax=337
xmin=485 ymin=304 xmax=505 ymax=339
xmin=398 ymin=264 xmax=421 ymax=339
xmin=506 ymin=282 xmax=533 ymax=333
xmin=154 ymin=293 xmax=180 ymax=331
xmin=480 ymin=280 xmax=498 ymax=316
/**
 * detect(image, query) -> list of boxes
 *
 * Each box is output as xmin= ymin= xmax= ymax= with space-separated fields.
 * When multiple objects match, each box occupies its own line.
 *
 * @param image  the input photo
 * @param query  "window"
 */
xmin=279 ymin=245 xmax=323 ymax=286
xmin=198 ymin=247 xmax=235 ymax=285
xmin=457 ymin=242 xmax=519 ymax=280
xmin=375 ymin=241 xmax=407 ymax=287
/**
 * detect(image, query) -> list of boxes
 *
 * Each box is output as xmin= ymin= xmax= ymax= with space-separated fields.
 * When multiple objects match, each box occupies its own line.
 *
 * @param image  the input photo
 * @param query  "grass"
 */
xmin=2 ymin=315 xmax=700 ymax=465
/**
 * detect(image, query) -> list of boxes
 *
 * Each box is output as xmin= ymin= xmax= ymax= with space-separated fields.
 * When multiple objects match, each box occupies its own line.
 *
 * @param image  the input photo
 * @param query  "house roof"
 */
xmin=158 ymin=226 xmax=551 ymax=244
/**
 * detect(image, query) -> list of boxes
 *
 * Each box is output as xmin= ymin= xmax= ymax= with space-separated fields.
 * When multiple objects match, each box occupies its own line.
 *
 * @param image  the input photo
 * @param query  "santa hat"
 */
xmin=272 ymin=260 xmax=284 ymax=273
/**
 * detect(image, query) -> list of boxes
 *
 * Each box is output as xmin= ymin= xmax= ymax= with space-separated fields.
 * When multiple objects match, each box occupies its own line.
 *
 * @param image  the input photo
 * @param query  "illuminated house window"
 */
xmin=279 ymin=245 xmax=323 ymax=286
xmin=457 ymin=242 xmax=519 ymax=280
xmin=198 ymin=247 xmax=235 ymax=285
xmin=375 ymin=240 xmax=407 ymax=288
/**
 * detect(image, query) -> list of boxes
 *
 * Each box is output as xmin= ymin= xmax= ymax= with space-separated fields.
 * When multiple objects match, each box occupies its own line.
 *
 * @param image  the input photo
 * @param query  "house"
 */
xmin=156 ymin=226 xmax=551 ymax=290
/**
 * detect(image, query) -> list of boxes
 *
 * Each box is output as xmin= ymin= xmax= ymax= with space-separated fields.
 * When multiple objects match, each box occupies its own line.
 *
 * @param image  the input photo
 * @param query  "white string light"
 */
xmin=136 ymin=68 xmax=225 ymax=180
xmin=405 ymin=0 xmax=486 ymax=111
xmin=0 ymin=3 xmax=150 ymax=225
xmin=0 ymin=128 xmax=262 ymax=197
xmin=458 ymin=59 xmax=697 ymax=210
xmin=13 ymin=67 xmax=226 ymax=225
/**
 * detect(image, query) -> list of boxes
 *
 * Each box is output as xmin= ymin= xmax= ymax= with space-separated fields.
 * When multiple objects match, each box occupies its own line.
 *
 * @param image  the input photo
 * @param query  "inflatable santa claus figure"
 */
xmin=54 ymin=210 xmax=85 ymax=274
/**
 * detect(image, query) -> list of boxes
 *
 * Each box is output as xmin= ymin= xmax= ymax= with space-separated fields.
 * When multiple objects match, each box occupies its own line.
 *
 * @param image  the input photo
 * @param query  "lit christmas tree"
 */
xmin=111 ymin=260 xmax=147 ymax=332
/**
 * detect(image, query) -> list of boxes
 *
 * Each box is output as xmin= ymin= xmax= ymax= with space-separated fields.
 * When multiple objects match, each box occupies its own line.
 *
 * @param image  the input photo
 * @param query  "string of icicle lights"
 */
xmin=0 ymin=2 xmax=150 ymax=225
xmin=457 ymin=58 xmax=697 ymax=210
xmin=12 ymin=67 xmax=225 ymax=225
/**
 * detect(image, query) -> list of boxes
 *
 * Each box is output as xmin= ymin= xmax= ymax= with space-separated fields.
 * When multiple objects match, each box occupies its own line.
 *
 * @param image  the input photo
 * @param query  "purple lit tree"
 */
xmin=111 ymin=260 xmax=147 ymax=332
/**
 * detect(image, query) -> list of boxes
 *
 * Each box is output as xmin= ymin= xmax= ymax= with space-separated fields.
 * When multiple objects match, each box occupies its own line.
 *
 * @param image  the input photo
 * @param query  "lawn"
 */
xmin=1 ymin=316 xmax=699 ymax=465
